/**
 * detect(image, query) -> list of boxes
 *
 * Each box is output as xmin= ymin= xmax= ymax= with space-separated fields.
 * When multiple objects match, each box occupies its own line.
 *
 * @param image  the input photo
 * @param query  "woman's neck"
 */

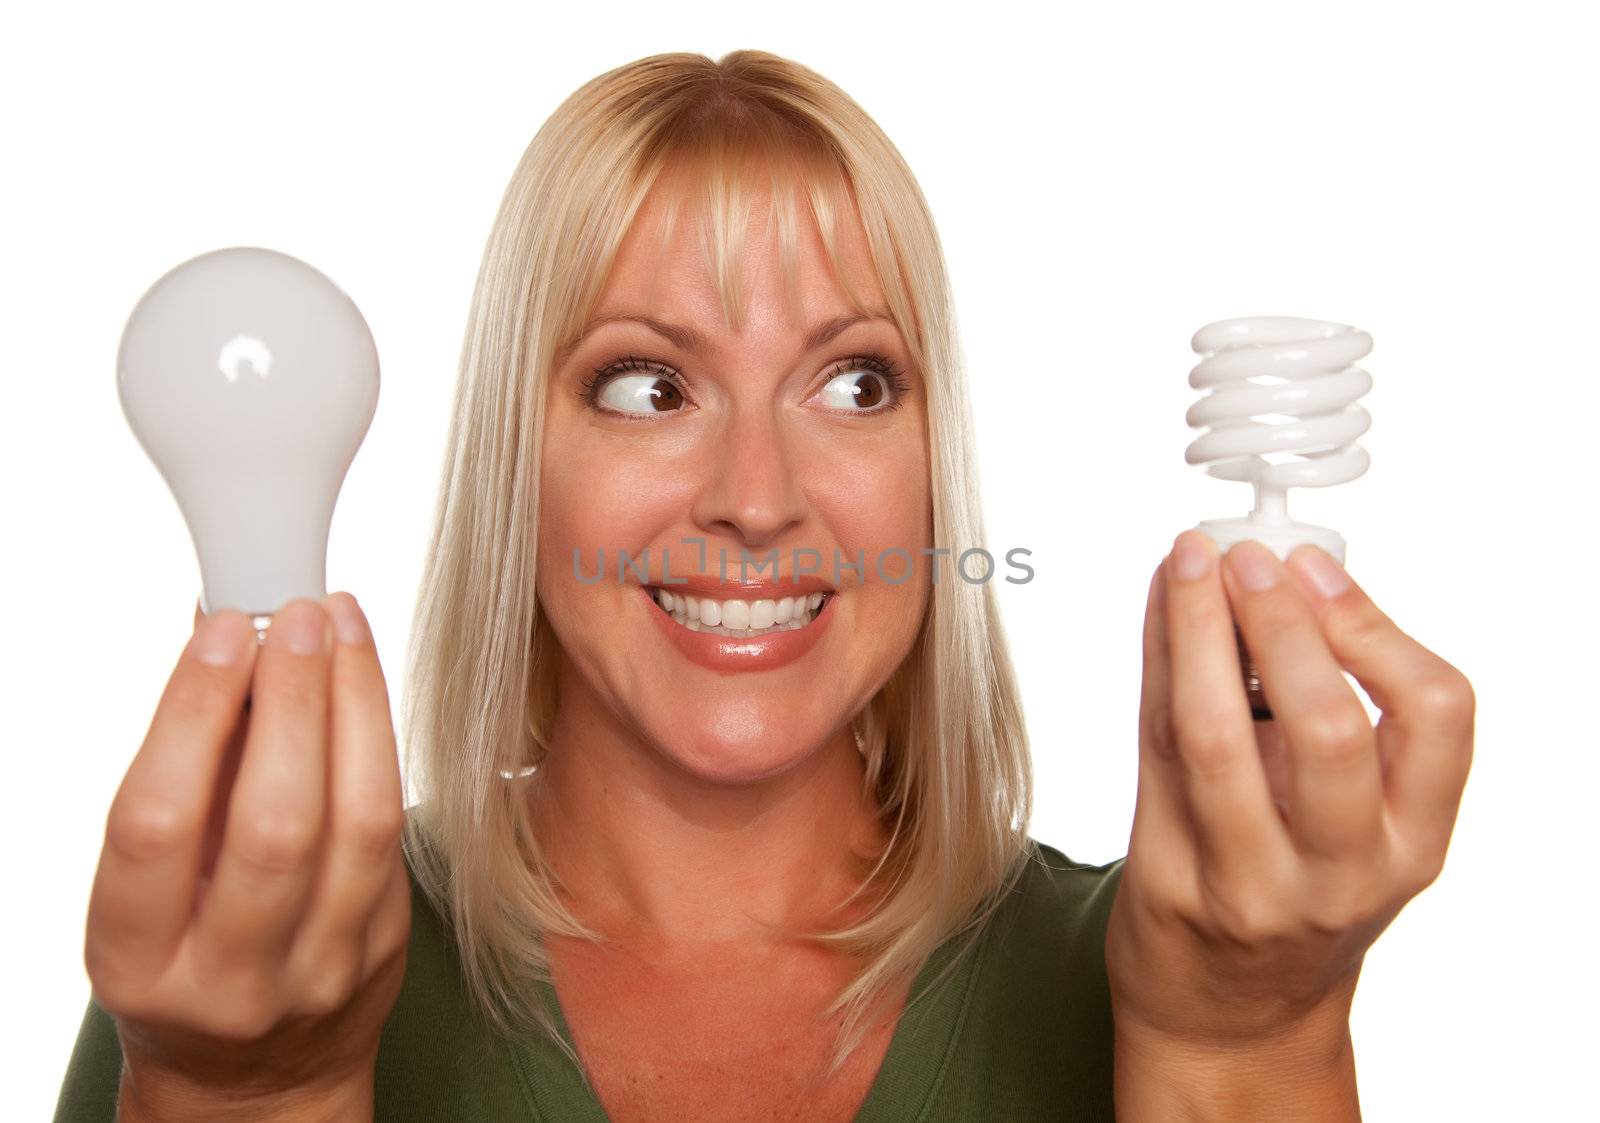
xmin=529 ymin=670 xmax=891 ymax=953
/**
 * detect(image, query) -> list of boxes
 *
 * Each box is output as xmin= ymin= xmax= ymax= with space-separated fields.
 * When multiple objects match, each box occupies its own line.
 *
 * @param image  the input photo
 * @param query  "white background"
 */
xmin=5 ymin=1 xmax=1594 ymax=1118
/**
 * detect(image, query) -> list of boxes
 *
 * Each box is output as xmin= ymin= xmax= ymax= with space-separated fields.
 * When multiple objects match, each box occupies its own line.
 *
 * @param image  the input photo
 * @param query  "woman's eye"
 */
xmin=593 ymin=373 xmax=688 ymax=415
xmin=816 ymin=370 xmax=894 ymax=412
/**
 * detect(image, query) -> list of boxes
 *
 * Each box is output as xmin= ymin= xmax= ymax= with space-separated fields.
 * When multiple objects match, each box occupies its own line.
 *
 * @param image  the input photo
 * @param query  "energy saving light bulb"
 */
xmin=1184 ymin=315 xmax=1374 ymax=718
xmin=117 ymin=246 xmax=379 ymax=640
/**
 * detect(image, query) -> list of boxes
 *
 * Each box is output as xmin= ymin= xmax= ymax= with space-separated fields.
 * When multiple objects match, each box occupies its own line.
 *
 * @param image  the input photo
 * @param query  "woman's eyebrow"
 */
xmin=556 ymin=309 xmax=892 ymax=365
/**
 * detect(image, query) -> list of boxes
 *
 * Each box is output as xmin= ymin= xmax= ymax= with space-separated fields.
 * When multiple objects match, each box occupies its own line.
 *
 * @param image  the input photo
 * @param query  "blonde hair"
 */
xmin=399 ymin=49 xmax=1034 ymax=1081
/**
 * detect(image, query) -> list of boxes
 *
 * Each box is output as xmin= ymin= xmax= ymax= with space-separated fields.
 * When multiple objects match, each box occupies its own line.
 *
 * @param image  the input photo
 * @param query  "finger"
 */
xmin=1284 ymin=545 xmax=1476 ymax=852
xmin=287 ymin=594 xmax=406 ymax=989
xmin=191 ymin=594 xmax=249 ymax=915
xmin=1221 ymin=540 xmax=1384 ymax=861
xmin=1138 ymin=560 xmax=1173 ymax=762
xmin=1132 ymin=558 xmax=1200 ymax=901
xmin=1252 ymin=719 xmax=1296 ymax=822
xmin=89 ymin=609 xmax=259 ymax=976
xmin=195 ymin=714 xmax=248 ymax=917
xmin=1163 ymin=530 xmax=1289 ymax=880
xmin=196 ymin=598 xmax=334 ymax=964
xmin=362 ymin=850 xmax=413 ymax=980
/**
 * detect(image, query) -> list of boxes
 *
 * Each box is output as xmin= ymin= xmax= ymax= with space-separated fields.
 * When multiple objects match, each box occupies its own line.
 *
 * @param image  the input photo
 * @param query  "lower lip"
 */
xmin=642 ymin=587 xmax=834 ymax=673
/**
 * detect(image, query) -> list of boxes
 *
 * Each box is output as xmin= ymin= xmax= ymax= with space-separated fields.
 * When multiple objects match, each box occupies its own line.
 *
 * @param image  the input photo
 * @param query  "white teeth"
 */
xmin=749 ymin=599 xmax=775 ymax=629
xmin=649 ymin=588 xmax=830 ymax=637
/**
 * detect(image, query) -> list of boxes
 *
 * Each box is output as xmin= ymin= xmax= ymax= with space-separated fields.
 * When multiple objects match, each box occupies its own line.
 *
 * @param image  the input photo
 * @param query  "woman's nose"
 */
xmin=689 ymin=406 xmax=806 ymax=550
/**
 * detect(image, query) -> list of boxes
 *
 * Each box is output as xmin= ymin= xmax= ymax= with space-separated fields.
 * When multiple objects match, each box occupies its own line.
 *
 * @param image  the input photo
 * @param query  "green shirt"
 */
xmin=53 ymin=840 xmax=1125 ymax=1121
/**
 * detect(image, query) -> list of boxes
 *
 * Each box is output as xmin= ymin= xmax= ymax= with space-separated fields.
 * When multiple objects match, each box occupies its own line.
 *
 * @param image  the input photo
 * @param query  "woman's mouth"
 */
xmin=646 ymin=587 xmax=833 ymax=638
xmin=640 ymin=584 xmax=837 ymax=672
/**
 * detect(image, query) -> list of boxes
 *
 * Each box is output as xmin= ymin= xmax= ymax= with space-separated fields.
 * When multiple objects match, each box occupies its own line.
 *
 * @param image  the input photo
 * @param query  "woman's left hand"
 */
xmin=1106 ymin=529 xmax=1475 ymax=1062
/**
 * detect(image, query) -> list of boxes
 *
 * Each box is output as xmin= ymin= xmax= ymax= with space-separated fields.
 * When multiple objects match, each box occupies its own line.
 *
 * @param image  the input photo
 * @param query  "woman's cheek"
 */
xmin=540 ymin=430 xmax=682 ymax=561
xmin=831 ymin=450 xmax=931 ymax=578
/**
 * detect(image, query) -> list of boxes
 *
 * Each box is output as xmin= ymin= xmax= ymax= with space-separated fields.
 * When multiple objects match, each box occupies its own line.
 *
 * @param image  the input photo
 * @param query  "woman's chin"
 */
xmin=649 ymin=716 xmax=839 ymax=786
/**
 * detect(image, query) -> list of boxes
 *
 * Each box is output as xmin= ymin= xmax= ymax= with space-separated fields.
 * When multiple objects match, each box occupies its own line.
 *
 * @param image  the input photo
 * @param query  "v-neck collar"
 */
xmin=500 ymin=917 xmax=995 ymax=1122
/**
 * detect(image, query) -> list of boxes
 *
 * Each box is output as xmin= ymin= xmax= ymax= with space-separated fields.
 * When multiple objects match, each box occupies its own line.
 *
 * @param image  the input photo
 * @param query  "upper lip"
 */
xmin=643 ymin=574 xmax=837 ymax=598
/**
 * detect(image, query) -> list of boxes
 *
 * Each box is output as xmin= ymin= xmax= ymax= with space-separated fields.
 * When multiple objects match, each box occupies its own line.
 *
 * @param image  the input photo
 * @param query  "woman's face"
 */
xmin=536 ymin=174 xmax=932 ymax=783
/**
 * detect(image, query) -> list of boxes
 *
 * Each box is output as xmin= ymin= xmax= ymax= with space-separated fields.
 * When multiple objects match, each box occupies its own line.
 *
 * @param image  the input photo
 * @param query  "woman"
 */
xmin=55 ymin=51 xmax=1474 ymax=1121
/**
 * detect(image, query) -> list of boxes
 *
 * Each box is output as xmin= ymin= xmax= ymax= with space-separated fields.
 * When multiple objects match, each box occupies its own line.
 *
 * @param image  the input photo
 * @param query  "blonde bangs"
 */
xmin=558 ymin=118 xmax=887 ymax=369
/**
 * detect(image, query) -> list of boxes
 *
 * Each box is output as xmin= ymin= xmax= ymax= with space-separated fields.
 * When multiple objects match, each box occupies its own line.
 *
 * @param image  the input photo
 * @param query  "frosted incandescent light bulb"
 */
xmin=1184 ymin=315 xmax=1374 ymax=719
xmin=117 ymin=247 xmax=379 ymax=642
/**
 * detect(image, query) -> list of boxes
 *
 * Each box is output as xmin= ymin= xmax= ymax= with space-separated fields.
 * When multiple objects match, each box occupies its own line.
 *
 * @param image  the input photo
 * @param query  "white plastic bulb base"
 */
xmin=117 ymin=246 xmax=379 ymax=628
xmin=1192 ymin=516 xmax=1347 ymax=566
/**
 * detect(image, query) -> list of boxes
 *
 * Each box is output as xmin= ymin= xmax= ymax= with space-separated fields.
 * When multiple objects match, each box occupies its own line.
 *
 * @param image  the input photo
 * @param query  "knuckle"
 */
xmin=364 ymin=940 xmax=410 ymax=991
xmin=1297 ymin=702 xmax=1371 ymax=759
xmin=82 ymin=939 xmax=114 ymax=990
xmin=296 ymin=954 xmax=363 ymax=1018
xmin=84 ymin=962 xmax=144 ymax=1018
xmin=1304 ymin=882 xmax=1372 ymax=938
xmin=1340 ymin=602 xmax=1393 ymax=656
xmin=1410 ymin=859 xmax=1445 ymax=896
xmin=373 ymin=913 xmax=413 ymax=962
xmin=1140 ymin=694 xmax=1176 ymax=757
xmin=1414 ymin=667 xmax=1475 ymax=720
xmin=208 ymin=969 xmax=289 ymax=1040
xmin=341 ymin=803 xmax=405 ymax=864
xmin=1209 ymin=892 xmax=1283 ymax=947
xmin=1403 ymin=847 xmax=1448 ymax=894
xmin=202 ymin=999 xmax=281 ymax=1043
xmin=230 ymin=812 xmax=321 ymax=873
xmin=1173 ymin=719 xmax=1238 ymax=775
xmin=105 ymin=798 xmax=195 ymax=863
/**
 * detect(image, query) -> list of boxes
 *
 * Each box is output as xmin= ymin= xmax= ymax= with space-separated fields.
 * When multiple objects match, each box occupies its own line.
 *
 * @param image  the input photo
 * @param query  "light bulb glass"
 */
xmin=117 ymin=246 xmax=379 ymax=623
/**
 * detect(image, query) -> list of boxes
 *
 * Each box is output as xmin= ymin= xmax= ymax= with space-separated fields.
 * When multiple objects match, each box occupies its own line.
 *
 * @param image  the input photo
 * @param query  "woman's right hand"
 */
xmin=84 ymin=594 xmax=412 ymax=1122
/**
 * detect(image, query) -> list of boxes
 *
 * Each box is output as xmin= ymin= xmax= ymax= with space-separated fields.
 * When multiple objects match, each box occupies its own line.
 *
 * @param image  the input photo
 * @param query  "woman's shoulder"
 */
xmin=1008 ymin=838 xmax=1128 ymax=939
xmin=981 ymin=837 xmax=1126 ymax=990
xmin=920 ymin=839 xmax=1127 ymax=1121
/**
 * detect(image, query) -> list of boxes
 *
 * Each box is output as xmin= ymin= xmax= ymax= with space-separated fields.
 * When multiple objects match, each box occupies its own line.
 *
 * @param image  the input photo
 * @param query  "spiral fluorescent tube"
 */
xmin=1184 ymin=314 xmax=1374 ymax=718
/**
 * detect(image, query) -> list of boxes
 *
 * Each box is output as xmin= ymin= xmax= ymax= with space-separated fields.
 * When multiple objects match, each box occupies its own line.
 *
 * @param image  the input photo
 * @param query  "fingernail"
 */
xmin=1289 ymin=546 xmax=1352 ymax=599
xmin=280 ymin=602 xmax=333 ymax=655
xmin=1169 ymin=530 xmax=1213 ymax=582
xmin=324 ymin=593 xmax=371 ymax=646
xmin=1225 ymin=541 xmax=1280 ymax=591
xmin=193 ymin=613 xmax=244 ymax=667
